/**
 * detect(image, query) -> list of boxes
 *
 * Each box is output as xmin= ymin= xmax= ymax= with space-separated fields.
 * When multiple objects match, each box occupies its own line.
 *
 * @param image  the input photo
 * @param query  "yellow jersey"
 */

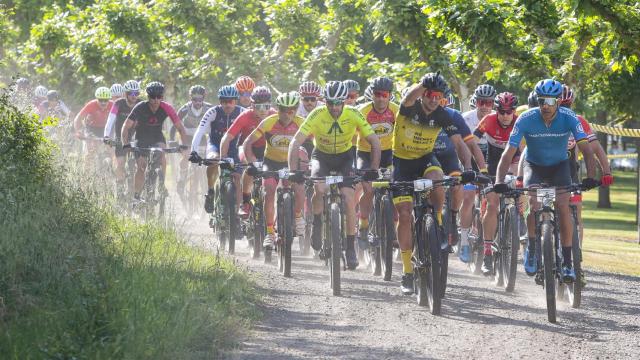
xmin=253 ymin=114 xmax=304 ymax=163
xmin=357 ymin=101 xmax=398 ymax=152
xmin=299 ymin=105 xmax=374 ymax=154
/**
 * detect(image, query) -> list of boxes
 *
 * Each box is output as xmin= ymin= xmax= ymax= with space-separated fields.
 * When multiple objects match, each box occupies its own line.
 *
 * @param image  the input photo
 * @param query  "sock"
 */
xmin=401 ymin=250 xmax=413 ymax=274
xmin=528 ymin=237 xmax=536 ymax=252
xmin=483 ymin=240 xmax=493 ymax=256
xmin=562 ymin=246 xmax=572 ymax=267
xmin=460 ymin=227 xmax=470 ymax=246
xmin=346 ymin=235 xmax=355 ymax=251
xmin=267 ymin=224 xmax=275 ymax=234
xmin=359 ymin=218 xmax=369 ymax=230
xmin=436 ymin=211 xmax=443 ymax=226
xmin=243 ymin=192 xmax=251 ymax=204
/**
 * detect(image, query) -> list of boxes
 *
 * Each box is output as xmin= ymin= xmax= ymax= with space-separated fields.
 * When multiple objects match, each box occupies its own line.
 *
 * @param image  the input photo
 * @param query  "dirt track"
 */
xmin=183 ymin=226 xmax=640 ymax=360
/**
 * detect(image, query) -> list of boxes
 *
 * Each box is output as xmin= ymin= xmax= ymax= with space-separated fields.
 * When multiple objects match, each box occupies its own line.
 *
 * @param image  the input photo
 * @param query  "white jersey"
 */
xmin=462 ymin=109 xmax=488 ymax=146
xmin=296 ymin=100 xmax=324 ymax=118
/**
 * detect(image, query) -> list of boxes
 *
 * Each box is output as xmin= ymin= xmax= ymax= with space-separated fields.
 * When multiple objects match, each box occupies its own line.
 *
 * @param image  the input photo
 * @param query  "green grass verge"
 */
xmin=582 ymin=170 xmax=640 ymax=276
xmin=0 ymin=89 xmax=259 ymax=358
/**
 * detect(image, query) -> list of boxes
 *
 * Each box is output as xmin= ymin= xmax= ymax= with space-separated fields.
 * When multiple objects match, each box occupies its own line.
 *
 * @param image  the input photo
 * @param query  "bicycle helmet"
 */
xmin=110 ymin=83 xmax=124 ymax=98
xmin=469 ymin=94 xmax=477 ymax=109
xmin=16 ymin=78 xmax=29 ymax=88
xmin=34 ymin=85 xmax=48 ymax=98
xmin=235 ymin=76 xmax=255 ymax=92
xmin=251 ymin=86 xmax=272 ymax=103
xmin=446 ymin=89 xmax=456 ymax=106
xmin=145 ymin=81 xmax=165 ymax=98
xmin=299 ymin=81 xmax=322 ymax=97
xmin=371 ymin=77 xmax=394 ymax=92
xmin=534 ymin=78 xmax=563 ymax=97
xmin=123 ymin=79 xmax=140 ymax=92
xmin=363 ymin=85 xmax=374 ymax=102
xmin=218 ymin=85 xmax=239 ymax=99
xmin=559 ymin=85 xmax=575 ymax=106
xmin=95 ymin=87 xmax=112 ymax=100
xmin=421 ymin=72 xmax=448 ymax=92
xmin=343 ymin=79 xmax=360 ymax=92
xmin=46 ymin=90 xmax=60 ymax=101
xmin=275 ymin=91 xmax=301 ymax=107
xmin=494 ymin=92 xmax=518 ymax=110
xmin=189 ymin=85 xmax=206 ymax=96
xmin=323 ymin=81 xmax=349 ymax=101
xmin=527 ymin=91 xmax=538 ymax=108
xmin=474 ymin=84 xmax=497 ymax=99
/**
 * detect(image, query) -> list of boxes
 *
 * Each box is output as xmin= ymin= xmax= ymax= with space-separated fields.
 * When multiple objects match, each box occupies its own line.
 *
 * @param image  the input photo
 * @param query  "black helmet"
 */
xmin=146 ymin=81 xmax=165 ymax=97
xmin=371 ymin=77 xmax=394 ymax=92
xmin=421 ymin=72 xmax=448 ymax=92
xmin=190 ymin=85 xmax=206 ymax=96
xmin=46 ymin=90 xmax=60 ymax=101
xmin=527 ymin=91 xmax=538 ymax=108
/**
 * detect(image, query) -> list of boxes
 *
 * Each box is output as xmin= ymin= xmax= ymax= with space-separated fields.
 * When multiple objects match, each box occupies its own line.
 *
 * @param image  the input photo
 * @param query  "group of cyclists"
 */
xmin=13 ymin=71 xmax=613 ymax=298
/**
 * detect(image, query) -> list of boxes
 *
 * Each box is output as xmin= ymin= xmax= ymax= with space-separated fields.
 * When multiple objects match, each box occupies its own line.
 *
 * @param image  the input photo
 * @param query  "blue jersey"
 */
xmin=434 ymin=107 xmax=472 ymax=154
xmin=508 ymin=107 xmax=586 ymax=166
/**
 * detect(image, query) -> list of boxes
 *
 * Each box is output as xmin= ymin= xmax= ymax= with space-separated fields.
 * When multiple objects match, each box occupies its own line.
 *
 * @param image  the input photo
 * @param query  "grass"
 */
xmin=0 ymin=90 xmax=259 ymax=358
xmin=581 ymin=170 xmax=640 ymax=276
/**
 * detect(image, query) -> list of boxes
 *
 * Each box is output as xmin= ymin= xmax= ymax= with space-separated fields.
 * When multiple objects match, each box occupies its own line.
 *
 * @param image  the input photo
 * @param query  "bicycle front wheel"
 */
xmin=225 ymin=180 xmax=237 ymax=255
xmin=542 ymin=220 xmax=557 ymax=323
xmin=381 ymin=194 xmax=395 ymax=282
xmin=281 ymin=192 xmax=294 ymax=277
xmin=504 ymin=206 xmax=519 ymax=292
xmin=416 ymin=213 xmax=441 ymax=314
xmin=330 ymin=203 xmax=342 ymax=296
xmin=567 ymin=215 xmax=582 ymax=308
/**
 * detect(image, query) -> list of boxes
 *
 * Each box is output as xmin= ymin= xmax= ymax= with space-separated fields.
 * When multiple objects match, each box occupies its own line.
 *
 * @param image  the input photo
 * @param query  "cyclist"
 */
xmin=121 ymin=81 xmax=189 ymax=201
xmin=188 ymin=85 xmax=245 ymax=213
xmin=33 ymin=85 xmax=48 ymax=109
xmin=37 ymin=90 xmax=71 ymax=121
xmin=110 ymin=83 xmax=125 ymax=101
xmin=172 ymin=85 xmax=213 ymax=195
xmin=433 ymin=90 xmax=485 ymax=257
xmin=235 ymin=75 xmax=256 ymax=108
xmin=494 ymin=79 xmax=598 ymax=282
xmin=343 ymin=79 xmax=360 ymax=106
xmin=243 ymin=91 xmax=307 ymax=249
xmin=104 ymin=80 xmax=142 ymax=194
xmin=220 ymin=86 xmax=276 ymax=217
xmin=468 ymin=94 xmax=476 ymax=110
xmin=355 ymin=77 xmax=398 ymax=250
xmin=392 ymin=72 xmax=474 ymax=295
xmin=11 ymin=77 xmax=31 ymax=111
xmin=287 ymin=81 xmax=381 ymax=270
xmin=297 ymin=81 xmax=324 ymax=118
xmin=74 ymin=87 xmax=113 ymax=164
xmin=473 ymin=92 xmax=522 ymax=274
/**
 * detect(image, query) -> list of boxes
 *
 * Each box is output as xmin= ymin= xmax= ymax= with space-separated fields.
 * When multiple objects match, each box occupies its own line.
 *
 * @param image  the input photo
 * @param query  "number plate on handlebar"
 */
xmin=278 ymin=168 xmax=290 ymax=180
xmin=537 ymin=188 xmax=556 ymax=203
xmin=325 ymin=175 xmax=343 ymax=185
xmin=413 ymin=179 xmax=433 ymax=191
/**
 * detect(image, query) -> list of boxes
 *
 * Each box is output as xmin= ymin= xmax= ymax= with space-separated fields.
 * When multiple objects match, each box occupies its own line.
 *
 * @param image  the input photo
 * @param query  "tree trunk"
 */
xmin=596 ymin=110 xmax=611 ymax=208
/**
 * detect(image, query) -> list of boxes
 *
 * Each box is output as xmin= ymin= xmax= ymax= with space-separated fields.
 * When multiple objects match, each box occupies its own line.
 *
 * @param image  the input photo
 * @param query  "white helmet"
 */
xmin=123 ymin=79 xmax=140 ymax=92
xmin=34 ymin=85 xmax=48 ymax=98
xmin=322 ymin=81 xmax=349 ymax=101
xmin=110 ymin=83 xmax=125 ymax=97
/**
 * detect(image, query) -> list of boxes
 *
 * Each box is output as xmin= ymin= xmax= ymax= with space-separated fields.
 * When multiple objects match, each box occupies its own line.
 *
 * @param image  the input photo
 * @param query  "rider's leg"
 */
xmin=263 ymin=177 xmax=278 ymax=246
xmin=459 ymin=187 xmax=476 ymax=247
xmin=424 ymin=169 xmax=445 ymax=225
xmin=482 ymin=192 xmax=499 ymax=254
xmin=556 ymin=192 xmax=573 ymax=263
xmin=134 ymin=155 xmax=147 ymax=197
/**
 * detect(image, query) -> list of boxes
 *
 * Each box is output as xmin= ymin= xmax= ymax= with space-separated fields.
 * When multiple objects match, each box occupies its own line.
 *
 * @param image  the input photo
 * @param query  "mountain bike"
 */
xmin=241 ymin=163 xmax=265 ymax=260
xmin=468 ymin=185 xmax=487 ymax=275
xmin=366 ymin=168 xmax=395 ymax=280
xmin=274 ymin=170 xmax=296 ymax=277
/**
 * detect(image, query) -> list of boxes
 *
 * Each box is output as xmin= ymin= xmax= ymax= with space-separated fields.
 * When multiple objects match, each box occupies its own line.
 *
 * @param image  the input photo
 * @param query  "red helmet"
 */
xmin=494 ymin=92 xmax=518 ymax=110
xmin=235 ymin=76 xmax=255 ymax=93
xmin=559 ymin=85 xmax=575 ymax=106
xmin=298 ymin=81 xmax=322 ymax=97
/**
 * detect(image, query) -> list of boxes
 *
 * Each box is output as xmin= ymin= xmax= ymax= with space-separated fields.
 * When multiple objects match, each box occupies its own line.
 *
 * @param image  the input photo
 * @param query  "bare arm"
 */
xmin=465 ymin=138 xmax=487 ymax=170
xmin=242 ymin=130 xmax=260 ymax=164
xmin=219 ymin=132 xmax=236 ymax=159
xmin=175 ymin=121 xmax=188 ymax=146
xmin=451 ymin=134 xmax=472 ymax=170
xmin=401 ymin=83 xmax=425 ymax=107
xmin=288 ymin=132 xmax=309 ymax=171
xmin=121 ymin=119 xmax=135 ymax=146
xmin=577 ymin=140 xmax=596 ymax=179
xmin=496 ymin=145 xmax=518 ymax=183
xmin=590 ymin=140 xmax=611 ymax=174
xmin=365 ymin=134 xmax=381 ymax=170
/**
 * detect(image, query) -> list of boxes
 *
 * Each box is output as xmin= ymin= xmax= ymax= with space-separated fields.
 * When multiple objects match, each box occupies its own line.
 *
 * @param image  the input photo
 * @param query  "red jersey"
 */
xmin=474 ymin=113 xmax=517 ymax=150
xmin=77 ymin=99 xmax=113 ymax=128
xmin=226 ymin=108 xmax=276 ymax=147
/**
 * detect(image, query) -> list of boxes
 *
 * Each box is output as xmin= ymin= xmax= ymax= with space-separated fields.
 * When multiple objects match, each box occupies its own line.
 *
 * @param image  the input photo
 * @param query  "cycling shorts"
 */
xmin=523 ymin=159 xmax=572 ymax=188
xmin=392 ymin=153 xmax=442 ymax=203
xmin=434 ymin=147 xmax=461 ymax=176
xmin=311 ymin=148 xmax=355 ymax=188
xmin=356 ymin=149 xmax=392 ymax=170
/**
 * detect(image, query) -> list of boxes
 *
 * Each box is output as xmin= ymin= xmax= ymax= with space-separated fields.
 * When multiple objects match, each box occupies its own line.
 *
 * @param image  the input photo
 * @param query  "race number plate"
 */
xmin=278 ymin=168 xmax=290 ymax=180
xmin=325 ymin=176 xmax=344 ymax=185
xmin=537 ymin=188 xmax=556 ymax=203
xmin=413 ymin=179 xmax=433 ymax=191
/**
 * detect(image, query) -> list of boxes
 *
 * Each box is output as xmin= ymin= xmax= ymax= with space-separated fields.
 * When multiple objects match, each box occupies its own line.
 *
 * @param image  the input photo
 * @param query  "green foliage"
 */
xmin=0 ymin=88 xmax=259 ymax=358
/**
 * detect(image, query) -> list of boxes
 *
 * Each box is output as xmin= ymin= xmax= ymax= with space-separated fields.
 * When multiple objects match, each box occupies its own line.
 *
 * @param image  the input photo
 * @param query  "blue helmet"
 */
xmin=534 ymin=79 xmax=563 ymax=98
xmin=218 ymin=85 xmax=239 ymax=99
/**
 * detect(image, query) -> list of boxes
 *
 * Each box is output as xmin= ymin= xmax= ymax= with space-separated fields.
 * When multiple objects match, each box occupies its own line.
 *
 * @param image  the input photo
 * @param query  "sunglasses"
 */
xmin=347 ymin=93 xmax=358 ymax=100
xmin=98 ymin=99 xmax=109 ymax=104
xmin=149 ymin=95 xmax=163 ymax=100
xmin=423 ymin=90 xmax=443 ymax=100
xmin=498 ymin=109 xmax=514 ymax=115
xmin=191 ymin=96 xmax=204 ymax=102
xmin=302 ymin=97 xmax=318 ymax=102
xmin=220 ymin=99 xmax=235 ymax=104
xmin=240 ymin=91 xmax=251 ymax=97
xmin=373 ymin=91 xmax=390 ymax=98
xmin=477 ymin=98 xmax=493 ymax=107
xmin=537 ymin=97 xmax=558 ymax=106
xmin=254 ymin=103 xmax=271 ymax=111
xmin=326 ymin=99 xmax=344 ymax=106
xmin=127 ymin=91 xmax=140 ymax=96
xmin=278 ymin=106 xmax=297 ymax=113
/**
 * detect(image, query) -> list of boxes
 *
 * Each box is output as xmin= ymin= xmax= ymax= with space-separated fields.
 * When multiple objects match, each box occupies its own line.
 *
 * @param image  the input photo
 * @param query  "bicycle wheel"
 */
xmin=225 ymin=180 xmax=237 ymax=255
xmin=251 ymin=201 xmax=263 ymax=259
xmin=469 ymin=208 xmax=484 ymax=275
xmin=330 ymin=203 xmax=341 ymax=296
xmin=415 ymin=213 xmax=441 ymax=314
xmin=493 ymin=220 xmax=505 ymax=288
xmin=542 ymin=220 xmax=557 ymax=323
xmin=370 ymin=199 xmax=382 ymax=276
xmin=567 ymin=217 xmax=582 ymax=308
xmin=282 ymin=192 xmax=294 ymax=277
xmin=504 ymin=206 xmax=519 ymax=292
xmin=301 ymin=185 xmax=313 ymax=256
xmin=381 ymin=194 xmax=394 ymax=282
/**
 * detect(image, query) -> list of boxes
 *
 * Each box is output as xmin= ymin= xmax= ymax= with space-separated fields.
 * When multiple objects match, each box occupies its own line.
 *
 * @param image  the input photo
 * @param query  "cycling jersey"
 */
xmin=392 ymin=101 xmax=458 ymax=160
xmin=190 ymin=105 xmax=244 ymax=155
xmin=253 ymin=114 xmax=304 ymax=162
xmin=177 ymin=101 xmax=213 ymax=133
xmin=433 ymin=107 xmax=473 ymax=154
xmin=356 ymin=101 xmax=399 ymax=152
xmin=104 ymin=98 xmax=141 ymax=138
xmin=227 ymin=108 xmax=277 ymax=147
xmin=568 ymin=115 xmax=597 ymax=150
xmin=77 ymin=99 xmax=113 ymax=128
xmin=474 ymin=113 xmax=519 ymax=175
xmin=297 ymin=100 xmax=325 ymax=118
xmin=462 ymin=109 xmax=489 ymax=147
xmin=299 ymin=105 xmax=374 ymax=154
xmin=37 ymin=101 xmax=71 ymax=120
xmin=127 ymin=101 xmax=181 ymax=147
xmin=508 ymin=107 xmax=587 ymax=166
